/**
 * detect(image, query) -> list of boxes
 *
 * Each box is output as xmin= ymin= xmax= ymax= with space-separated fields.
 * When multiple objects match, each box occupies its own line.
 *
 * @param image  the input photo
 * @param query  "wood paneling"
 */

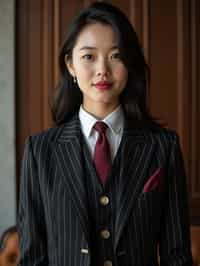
xmin=189 ymin=0 xmax=200 ymax=223
xmin=176 ymin=0 xmax=190 ymax=169
xmin=129 ymin=0 xmax=150 ymax=62
xmin=16 ymin=0 xmax=59 ymax=191
xmin=149 ymin=0 xmax=178 ymax=129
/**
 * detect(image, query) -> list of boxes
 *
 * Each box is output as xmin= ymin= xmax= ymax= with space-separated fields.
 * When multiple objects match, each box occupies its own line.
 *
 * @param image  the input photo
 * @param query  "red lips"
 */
xmin=93 ymin=81 xmax=112 ymax=90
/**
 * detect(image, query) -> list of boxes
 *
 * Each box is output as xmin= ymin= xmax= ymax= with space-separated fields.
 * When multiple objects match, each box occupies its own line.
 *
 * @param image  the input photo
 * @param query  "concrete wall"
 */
xmin=0 ymin=0 xmax=16 ymax=235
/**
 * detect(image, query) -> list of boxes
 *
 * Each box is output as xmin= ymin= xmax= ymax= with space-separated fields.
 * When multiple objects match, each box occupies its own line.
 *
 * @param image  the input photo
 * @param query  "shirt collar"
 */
xmin=79 ymin=105 xmax=124 ymax=138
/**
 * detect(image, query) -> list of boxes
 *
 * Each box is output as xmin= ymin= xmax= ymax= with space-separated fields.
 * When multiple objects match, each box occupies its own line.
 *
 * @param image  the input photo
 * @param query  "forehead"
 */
xmin=74 ymin=23 xmax=118 ymax=50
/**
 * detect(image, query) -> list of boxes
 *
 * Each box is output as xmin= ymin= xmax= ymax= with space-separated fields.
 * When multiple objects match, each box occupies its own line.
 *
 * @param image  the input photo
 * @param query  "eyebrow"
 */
xmin=79 ymin=45 xmax=119 ymax=51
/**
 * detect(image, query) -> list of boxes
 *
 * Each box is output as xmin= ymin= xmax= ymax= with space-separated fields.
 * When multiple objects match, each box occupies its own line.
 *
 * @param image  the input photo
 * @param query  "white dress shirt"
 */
xmin=79 ymin=105 xmax=124 ymax=162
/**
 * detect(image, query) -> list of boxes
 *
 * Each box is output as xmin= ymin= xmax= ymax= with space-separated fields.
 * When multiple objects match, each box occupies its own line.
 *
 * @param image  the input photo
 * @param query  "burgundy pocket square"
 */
xmin=143 ymin=168 xmax=164 ymax=193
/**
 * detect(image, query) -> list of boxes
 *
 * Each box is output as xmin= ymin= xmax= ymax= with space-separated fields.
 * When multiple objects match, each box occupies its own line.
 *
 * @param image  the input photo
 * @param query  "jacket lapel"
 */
xmin=52 ymin=115 xmax=90 ymax=243
xmin=114 ymin=126 xmax=155 ymax=250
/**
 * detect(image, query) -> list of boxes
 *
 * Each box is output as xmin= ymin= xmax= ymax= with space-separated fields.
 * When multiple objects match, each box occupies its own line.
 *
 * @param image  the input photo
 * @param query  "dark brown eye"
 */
xmin=111 ymin=52 xmax=121 ymax=59
xmin=82 ymin=54 xmax=93 ymax=60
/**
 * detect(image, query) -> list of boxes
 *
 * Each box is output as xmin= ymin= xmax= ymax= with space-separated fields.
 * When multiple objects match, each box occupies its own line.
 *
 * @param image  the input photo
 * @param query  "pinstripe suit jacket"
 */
xmin=18 ymin=114 xmax=193 ymax=266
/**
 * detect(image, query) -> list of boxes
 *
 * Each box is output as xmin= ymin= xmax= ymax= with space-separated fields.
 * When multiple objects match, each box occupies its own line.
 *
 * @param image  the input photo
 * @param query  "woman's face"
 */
xmin=66 ymin=23 xmax=128 ymax=115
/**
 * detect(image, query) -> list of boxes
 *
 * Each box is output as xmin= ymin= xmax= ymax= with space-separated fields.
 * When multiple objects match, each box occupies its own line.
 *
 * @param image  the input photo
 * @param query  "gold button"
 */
xmin=100 ymin=229 xmax=110 ymax=239
xmin=99 ymin=196 xmax=109 ymax=206
xmin=104 ymin=260 xmax=112 ymax=266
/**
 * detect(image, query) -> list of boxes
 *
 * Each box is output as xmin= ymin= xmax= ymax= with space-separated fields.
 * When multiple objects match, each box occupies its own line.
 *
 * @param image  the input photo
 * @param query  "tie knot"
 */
xmin=94 ymin=121 xmax=108 ymax=134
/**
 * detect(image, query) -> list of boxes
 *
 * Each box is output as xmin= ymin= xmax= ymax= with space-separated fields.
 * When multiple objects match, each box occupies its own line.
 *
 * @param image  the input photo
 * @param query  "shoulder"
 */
xmin=24 ymin=115 xmax=78 ymax=154
xmin=137 ymin=125 xmax=182 ymax=165
xmin=149 ymin=125 xmax=179 ymax=144
xmin=147 ymin=124 xmax=181 ymax=156
xmin=30 ymin=124 xmax=64 ymax=143
xmin=126 ymin=118 xmax=179 ymax=146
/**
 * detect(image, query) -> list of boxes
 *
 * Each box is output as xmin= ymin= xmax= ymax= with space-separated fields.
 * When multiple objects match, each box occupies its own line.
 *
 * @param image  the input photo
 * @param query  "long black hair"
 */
xmin=51 ymin=1 xmax=158 ymax=128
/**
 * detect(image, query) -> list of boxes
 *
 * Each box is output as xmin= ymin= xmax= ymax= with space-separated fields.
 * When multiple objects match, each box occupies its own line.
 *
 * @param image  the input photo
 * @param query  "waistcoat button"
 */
xmin=100 ymin=229 xmax=110 ymax=239
xmin=99 ymin=196 xmax=109 ymax=206
xmin=104 ymin=260 xmax=112 ymax=266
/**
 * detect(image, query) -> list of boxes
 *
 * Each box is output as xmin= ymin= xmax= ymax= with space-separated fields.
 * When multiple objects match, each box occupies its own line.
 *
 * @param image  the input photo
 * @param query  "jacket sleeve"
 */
xmin=159 ymin=133 xmax=193 ymax=266
xmin=17 ymin=136 xmax=49 ymax=265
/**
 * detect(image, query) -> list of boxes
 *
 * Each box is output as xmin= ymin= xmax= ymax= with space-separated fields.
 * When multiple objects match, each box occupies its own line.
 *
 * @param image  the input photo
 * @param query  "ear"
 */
xmin=64 ymin=54 xmax=75 ymax=78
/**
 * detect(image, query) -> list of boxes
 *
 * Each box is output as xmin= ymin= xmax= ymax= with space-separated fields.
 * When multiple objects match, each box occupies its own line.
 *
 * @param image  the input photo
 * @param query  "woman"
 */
xmin=18 ymin=2 xmax=193 ymax=266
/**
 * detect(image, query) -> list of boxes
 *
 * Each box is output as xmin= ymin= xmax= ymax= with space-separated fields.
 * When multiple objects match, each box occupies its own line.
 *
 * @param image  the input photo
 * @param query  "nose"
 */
xmin=96 ymin=58 xmax=110 ymax=77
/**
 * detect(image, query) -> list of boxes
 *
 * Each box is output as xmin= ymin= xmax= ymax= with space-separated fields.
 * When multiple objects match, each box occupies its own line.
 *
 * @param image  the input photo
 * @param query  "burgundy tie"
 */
xmin=93 ymin=122 xmax=111 ymax=184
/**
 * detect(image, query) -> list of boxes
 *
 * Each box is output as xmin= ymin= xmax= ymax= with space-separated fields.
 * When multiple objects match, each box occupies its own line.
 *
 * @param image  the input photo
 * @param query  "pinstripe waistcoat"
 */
xmin=18 ymin=114 xmax=193 ymax=266
xmin=81 ymin=135 xmax=124 ymax=266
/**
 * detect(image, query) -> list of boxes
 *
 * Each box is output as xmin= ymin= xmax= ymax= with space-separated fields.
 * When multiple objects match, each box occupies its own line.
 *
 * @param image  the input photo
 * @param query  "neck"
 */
xmin=82 ymin=102 xmax=120 ymax=119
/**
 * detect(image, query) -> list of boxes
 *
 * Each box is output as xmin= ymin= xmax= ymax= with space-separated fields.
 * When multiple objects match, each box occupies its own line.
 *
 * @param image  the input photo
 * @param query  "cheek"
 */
xmin=76 ymin=66 xmax=93 ymax=81
xmin=73 ymin=59 xmax=93 ymax=79
xmin=114 ymin=66 xmax=128 ymax=84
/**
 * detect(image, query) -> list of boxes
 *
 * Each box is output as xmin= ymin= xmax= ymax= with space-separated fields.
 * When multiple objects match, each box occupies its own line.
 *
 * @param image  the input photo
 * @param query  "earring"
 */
xmin=73 ymin=76 xmax=77 ymax=83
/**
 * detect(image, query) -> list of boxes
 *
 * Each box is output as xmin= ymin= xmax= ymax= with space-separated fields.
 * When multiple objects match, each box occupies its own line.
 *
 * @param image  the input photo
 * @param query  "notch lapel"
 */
xmin=114 ymin=127 xmax=155 ymax=250
xmin=52 ymin=115 xmax=90 ymax=242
